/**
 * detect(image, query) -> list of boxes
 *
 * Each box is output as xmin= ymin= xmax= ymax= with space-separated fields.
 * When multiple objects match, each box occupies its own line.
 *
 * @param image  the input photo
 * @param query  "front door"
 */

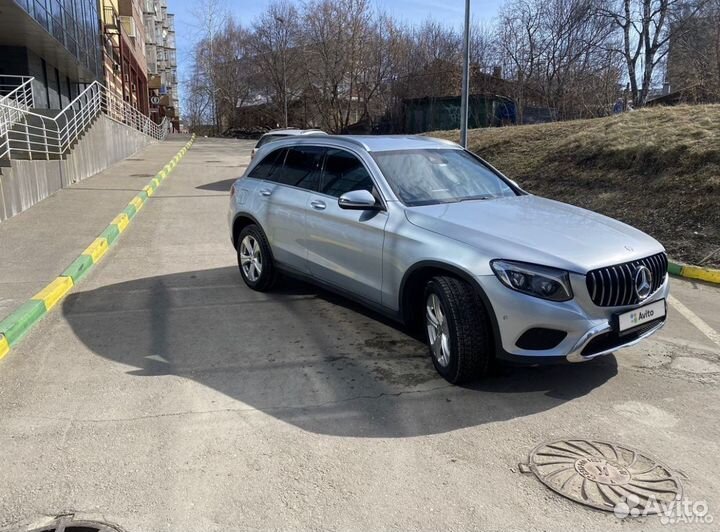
xmin=305 ymin=148 xmax=387 ymax=303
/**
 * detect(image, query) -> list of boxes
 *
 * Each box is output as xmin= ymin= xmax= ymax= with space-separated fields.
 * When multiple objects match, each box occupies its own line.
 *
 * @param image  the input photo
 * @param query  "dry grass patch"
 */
xmin=432 ymin=105 xmax=720 ymax=267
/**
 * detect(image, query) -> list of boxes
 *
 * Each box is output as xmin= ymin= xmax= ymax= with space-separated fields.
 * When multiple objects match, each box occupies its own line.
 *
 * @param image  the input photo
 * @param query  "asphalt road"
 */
xmin=1 ymin=138 xmax=719 ymax=531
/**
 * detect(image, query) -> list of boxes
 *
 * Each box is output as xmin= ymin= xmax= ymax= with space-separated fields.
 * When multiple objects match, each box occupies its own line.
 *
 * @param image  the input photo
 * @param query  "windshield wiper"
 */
xmin=457 ymin=195 xmax=494 ymax=202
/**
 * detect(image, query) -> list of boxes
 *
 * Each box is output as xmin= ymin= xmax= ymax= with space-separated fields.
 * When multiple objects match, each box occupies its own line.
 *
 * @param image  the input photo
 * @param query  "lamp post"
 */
xmin=275 ymin=15 xmax=289 ymax=128
xmin=460 ymin=0 xmax=470 ymax=148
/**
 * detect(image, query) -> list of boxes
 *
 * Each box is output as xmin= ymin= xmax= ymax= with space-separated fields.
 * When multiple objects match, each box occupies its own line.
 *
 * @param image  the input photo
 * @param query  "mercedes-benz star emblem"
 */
xmin=634 ymin=265 xmax=653 ymax=300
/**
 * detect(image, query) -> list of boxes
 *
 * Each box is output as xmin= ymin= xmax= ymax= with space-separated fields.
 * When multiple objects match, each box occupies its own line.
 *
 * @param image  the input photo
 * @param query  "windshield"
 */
xmin=256 ymin=133 xmax=289 ymax=149
xmin=372 ymin=149 xmax=518 ymax=206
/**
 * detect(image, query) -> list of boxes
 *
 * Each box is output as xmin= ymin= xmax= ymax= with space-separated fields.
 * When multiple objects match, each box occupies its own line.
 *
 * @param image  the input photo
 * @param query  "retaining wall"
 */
xmin=0 ymin=116 xmax=155 ymax=222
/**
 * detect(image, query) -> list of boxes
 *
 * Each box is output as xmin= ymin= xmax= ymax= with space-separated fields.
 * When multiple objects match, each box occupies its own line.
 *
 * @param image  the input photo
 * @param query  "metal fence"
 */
xmin=0 ymin=77 xmax=170 ymax=161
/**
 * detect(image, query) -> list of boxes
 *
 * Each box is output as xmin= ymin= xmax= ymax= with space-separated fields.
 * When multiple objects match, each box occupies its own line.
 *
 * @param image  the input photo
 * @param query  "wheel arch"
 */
xmin=399 ymin=261 xmax=501 ymax=351
xmin=232 ymin=212 xmax=262 ymax=248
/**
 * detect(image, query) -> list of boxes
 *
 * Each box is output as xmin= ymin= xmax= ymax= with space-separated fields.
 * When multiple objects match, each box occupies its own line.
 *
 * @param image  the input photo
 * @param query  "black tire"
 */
xmin=236 ymin=224 xmax=277 ymax=291
xmin=423 ymin=276 xmax=493 ymax=384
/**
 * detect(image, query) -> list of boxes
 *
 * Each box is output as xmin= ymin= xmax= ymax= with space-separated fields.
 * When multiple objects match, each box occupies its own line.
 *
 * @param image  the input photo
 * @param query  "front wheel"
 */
xmin=237 ymin=224 xmax=277 ymax=291
xmin=424 ymin=276 xmax=493 ymax=383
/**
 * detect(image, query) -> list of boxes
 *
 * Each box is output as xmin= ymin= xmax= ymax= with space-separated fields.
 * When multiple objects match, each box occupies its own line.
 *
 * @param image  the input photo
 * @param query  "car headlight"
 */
xmin=490 ymin=260 xmax=573 ymax=302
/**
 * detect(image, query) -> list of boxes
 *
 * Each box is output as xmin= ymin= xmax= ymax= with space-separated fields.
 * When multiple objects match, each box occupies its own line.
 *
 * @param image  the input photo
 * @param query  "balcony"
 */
xmin=103 ymin=2 xmax=120 ymax=35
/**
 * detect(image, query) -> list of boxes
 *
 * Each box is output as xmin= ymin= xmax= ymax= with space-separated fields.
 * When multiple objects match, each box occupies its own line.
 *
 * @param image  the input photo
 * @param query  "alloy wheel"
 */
xmin=240 ymin=235 xmax=263 ymax=282
xmin=426 ymin=293 xmax=451 ymax=367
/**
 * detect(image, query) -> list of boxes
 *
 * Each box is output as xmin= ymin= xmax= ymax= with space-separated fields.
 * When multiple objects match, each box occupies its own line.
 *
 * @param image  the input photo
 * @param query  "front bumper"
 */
xmin=476 ymin=272 xmax=669 ymax=364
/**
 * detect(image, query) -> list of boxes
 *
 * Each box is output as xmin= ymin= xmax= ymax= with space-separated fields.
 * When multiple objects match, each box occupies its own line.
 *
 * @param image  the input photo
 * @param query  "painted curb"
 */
xmin=0 ymin=134 xmax=196 ymax=360
xmin=669 ymin=260 xmax=720 ymax=284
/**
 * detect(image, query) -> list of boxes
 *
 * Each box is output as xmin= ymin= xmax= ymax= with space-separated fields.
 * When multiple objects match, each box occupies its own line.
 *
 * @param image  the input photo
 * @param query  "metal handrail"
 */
xmin=0 ymin=77 xmax=170 ymax=162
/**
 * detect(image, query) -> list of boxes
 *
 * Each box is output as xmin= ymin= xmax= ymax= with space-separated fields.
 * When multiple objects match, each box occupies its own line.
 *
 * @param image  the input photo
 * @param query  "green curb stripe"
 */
xmin=137 ymin=190 xmax=148 ymax=202
xmin=123 ymin=204 xmax=137 ymax=220
xmin=668 ymin=262 xmax=683 ymax=276
xmin=62 ymin=255 xmax=94 ymax=283
xmin=100 ymin=224 xmax=121 ymax=245
xmin=0 ymin=300 xmax=46 ymax=345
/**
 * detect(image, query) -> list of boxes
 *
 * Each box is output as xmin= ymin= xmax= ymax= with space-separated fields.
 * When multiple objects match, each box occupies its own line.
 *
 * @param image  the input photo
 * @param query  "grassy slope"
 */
xmin=433 ymin=105 xmax=720 ymax=268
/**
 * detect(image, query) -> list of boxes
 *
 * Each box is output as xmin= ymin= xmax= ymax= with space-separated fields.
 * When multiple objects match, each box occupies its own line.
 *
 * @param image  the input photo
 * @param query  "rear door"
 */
xmin=257 ymin=145 xmax=325 ymax=273
xmin=305 ymin=148 xmax=387 ymax=303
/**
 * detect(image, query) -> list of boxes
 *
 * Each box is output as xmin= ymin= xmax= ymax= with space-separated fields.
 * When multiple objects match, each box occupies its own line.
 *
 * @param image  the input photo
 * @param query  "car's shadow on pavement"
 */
xmin=196 ymin=178 xmax=237 ymax=192
xmin=62 ymin=266 xmax=618 ymax=438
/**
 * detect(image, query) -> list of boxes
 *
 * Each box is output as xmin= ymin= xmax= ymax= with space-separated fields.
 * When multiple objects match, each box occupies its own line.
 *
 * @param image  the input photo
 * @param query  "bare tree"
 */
xmin=248 ymin=1 xmax=303 ymax=127
xmin=301 ymin=0 xmax=376 ymax=132
xmin=597 ymin=0 xmax=706 ymax=106
xmin=666 ymin=0 xmax=720 ymax=101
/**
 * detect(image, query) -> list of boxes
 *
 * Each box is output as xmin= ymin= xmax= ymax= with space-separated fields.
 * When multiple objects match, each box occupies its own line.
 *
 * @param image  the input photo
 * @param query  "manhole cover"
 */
xmin=28 ymin=515 xmax=124 ymax=532
xmin=527 ymin=438 xmax=682 ymax=513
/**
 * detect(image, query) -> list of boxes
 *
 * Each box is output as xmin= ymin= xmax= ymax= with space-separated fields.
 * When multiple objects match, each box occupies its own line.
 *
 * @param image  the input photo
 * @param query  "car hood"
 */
xmin=405 ymin=195 xmax=664 ymax=273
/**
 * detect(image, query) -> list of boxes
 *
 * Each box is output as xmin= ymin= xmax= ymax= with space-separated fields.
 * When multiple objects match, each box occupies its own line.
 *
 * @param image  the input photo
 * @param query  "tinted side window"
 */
xmin=271 ymin=146 xmax=325 ymax=191
xmin=320 ymin=149 xmax=375 ymax=197
xmin=248 ymin=148 xmax=285 ymax=179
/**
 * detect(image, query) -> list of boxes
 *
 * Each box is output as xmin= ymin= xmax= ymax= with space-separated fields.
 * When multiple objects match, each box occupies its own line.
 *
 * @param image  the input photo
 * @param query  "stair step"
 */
xmin=8 ymin=151 xmax=64 ymax=161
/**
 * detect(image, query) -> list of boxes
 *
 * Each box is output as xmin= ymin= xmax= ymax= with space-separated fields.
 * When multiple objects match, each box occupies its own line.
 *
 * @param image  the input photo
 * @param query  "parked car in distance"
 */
xmin=250 ymin=129 xmax=327 ymax=159
xmin=229 ymin=135 xmax=668 ymax=384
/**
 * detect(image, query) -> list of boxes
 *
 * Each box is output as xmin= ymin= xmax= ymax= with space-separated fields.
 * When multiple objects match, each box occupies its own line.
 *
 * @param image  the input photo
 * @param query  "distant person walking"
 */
xmin=613 ymin=98 xmax=624 ymax=114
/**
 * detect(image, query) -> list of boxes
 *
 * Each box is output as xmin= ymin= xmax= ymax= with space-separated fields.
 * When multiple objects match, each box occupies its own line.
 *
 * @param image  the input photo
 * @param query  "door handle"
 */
xmin=259 ymin=188 xmax=272 ymax=197
xmin=310 ymin=200 xmax=326 ymax=210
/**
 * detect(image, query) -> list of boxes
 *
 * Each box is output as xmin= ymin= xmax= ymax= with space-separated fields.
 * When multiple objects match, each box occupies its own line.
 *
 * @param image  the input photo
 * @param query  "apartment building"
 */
xmin=143 ymin=0 xmax=178 ymax=124
xmin=0 ymin=0 xmax=102 ymax=108
xmin=100 ymin=0 xmax=149 ymax=114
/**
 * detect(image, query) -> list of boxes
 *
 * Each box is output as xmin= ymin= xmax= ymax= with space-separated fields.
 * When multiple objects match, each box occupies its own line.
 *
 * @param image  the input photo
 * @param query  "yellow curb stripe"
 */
xmin=31 ymin=276 xmax=74 ymax=312
xmin=0 ymin=335 xmax=9 ymax=360
xmin=143 ymin=185 xmax=155 ymax=197
xmin=82 ymin=237 xmax=109 ymax=264
xmin=130 ymin=197 xmax=144 ymax=212
xmin=680 ymin=265 xmax=720 ymax=284
xmin=111 ymin=213 xmax=129 ymax=233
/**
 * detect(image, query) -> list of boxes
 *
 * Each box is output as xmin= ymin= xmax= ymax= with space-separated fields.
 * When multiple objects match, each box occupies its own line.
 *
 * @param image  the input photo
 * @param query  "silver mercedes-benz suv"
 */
xmin=228 ymin=135 xmax=668 ymax=383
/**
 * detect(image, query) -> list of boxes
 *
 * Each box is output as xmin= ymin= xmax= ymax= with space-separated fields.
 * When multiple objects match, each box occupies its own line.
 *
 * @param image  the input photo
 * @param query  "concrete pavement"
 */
xmin=1 ymin=138 xmax=719 ymax=531
xmin=0 ymin=136 xmax=191 ymax=324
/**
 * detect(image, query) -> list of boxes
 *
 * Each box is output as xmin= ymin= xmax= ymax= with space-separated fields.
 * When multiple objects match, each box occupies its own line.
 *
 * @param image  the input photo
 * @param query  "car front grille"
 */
xmin=586 ymin=252 xmax=667 ymax=307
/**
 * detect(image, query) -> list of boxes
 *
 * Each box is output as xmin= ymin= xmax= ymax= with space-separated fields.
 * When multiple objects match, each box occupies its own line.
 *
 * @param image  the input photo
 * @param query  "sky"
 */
xmin=168 ymin=0 xmax=505 ymax=107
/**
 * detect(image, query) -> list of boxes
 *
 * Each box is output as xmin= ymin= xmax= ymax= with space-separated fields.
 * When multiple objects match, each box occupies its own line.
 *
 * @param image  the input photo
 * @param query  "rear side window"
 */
xmin=270 ymin=146 xmax=325 ymax=191
xmin=248 ymin=148 xmax=285 ymax=179
xmin=320 ymin=149 xmax=375 ymax=197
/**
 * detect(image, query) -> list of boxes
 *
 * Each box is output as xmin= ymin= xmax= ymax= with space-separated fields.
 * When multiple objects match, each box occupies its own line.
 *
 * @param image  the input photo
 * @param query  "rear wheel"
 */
xmin=237 ymin=224 xmax=277 ymax=291
xmin=424 ymin=276 xmax=493 ymax=383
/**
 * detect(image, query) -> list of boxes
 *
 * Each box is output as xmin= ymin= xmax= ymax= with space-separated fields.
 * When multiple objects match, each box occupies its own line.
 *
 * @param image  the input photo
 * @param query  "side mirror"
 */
xmin=338 ymin=189 xmax=380 ymax=210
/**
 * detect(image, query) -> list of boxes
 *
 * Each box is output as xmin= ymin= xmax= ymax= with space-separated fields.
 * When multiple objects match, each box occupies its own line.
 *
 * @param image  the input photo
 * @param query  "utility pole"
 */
xmin=275 ymin=15 xmax=289 ymax=128
xmin=460 ymin=0 xmax=471 ymax=148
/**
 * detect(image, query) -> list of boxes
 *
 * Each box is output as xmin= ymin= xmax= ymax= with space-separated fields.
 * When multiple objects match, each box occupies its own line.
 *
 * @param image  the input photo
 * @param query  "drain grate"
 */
xmin=29 ymin=515 xmax=124 ymax=532
xmin=526 ymin=438 xmax=682 ymax=513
